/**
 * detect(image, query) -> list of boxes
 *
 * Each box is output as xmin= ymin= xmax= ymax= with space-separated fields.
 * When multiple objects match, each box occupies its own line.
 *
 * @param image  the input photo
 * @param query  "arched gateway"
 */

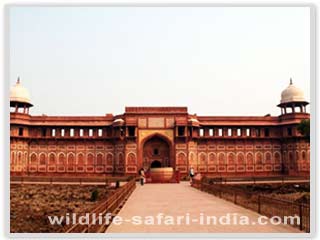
xmin=141 ymin=134 xmax=173 ymax=170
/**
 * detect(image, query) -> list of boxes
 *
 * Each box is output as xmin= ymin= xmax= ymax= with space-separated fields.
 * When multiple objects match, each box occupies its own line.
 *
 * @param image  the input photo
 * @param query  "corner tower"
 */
xmin=277 ymin=78 xmax=309 ymax=115
xmin=10 ymin=77 xmax=33 ymax=114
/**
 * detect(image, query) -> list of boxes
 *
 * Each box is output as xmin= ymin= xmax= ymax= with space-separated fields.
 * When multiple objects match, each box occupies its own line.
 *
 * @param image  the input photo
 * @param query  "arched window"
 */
xmin=30 ymin=153 xmax=37 ymax=164
xmin=39 ymin=153 xmax=46 ymax=165
xmin=189 ymin=152 xmax=196 ymax=164
xmin=10 ymin=152 xmax=15 ymax=165
xmin=68 ymin=153 xmax=75 ymax=165
xmin=58 ymin=153 xmax=65 ymax=165
xmin=208 ymin=153 xmax=217 ymax=165
xmin=255 ymin=152 xmax=263 ymax=164
xmin=87 ymin=153 xmax=94 ymax=165
xmin=24 ymin=152 xmax=28 ymax=165
xmin=96 ymin=153 xmax=104 ymax=165
xmin=218 ymin=153 xmax=225 ymax=165
xmin=199 ymin=153 xmax=206 ymax=165
xmin=127 ymin=153 xmax=137 ymax=165
xmin=296 ymin=151 xmax=300 ymax=161
xmin=106 ymin=153 xmax=113 ymax=165
xmin=48 ymin=153 xmax=56 ymax=165
xmin=176 ymin=152 xmax=185 ymax=165
xmin=302 ymin=151 xmax=306 ymax=161
xmin=17 ymin=152 xmax=23 ymax=165
xmin=77 ymin=153 xmax=85 ymax=166
xmin=227 ymin=153 xmax=235 ymax=165
xmin=274 ymin=152 xmax=281 ymax=164
xmin=265 ymin=152 xmax=272 ymax=163
xmin=237 ymin=153 xmax=245 ymax=165
xmin=246 ymin=153 xmax=253 ymax=165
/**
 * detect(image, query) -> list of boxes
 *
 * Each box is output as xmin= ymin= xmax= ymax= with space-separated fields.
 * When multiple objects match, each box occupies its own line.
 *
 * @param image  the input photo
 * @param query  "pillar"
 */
xmin=232 ymin=128 xmax=237 ymax=137
xmin=241 ymin=128 xmax=246 ymax=136
xmin=223 ymin=128 xmax=228 ymax=137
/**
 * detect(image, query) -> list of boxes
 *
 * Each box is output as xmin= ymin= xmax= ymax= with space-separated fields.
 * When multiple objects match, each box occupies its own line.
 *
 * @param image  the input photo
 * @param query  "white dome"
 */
xmin=188 ymin=118 xmax=199 ymax=123
xmin=280 ymin=79 xmax=305 ymax=104
xmin=10 ymin=78 xmax=32 ymax=105
xmin=113 ymin=118 xmax=124 ymax=123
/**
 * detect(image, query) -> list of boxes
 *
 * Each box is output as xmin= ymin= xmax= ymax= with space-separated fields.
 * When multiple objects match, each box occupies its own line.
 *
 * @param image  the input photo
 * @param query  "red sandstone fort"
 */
xmin=10 ymin=78 xmax=310 ymax=178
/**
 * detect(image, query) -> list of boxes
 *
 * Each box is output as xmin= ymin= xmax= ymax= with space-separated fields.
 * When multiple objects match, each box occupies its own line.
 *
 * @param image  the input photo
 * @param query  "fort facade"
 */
xmin=10 ymin=79 xmax=310 ymax=177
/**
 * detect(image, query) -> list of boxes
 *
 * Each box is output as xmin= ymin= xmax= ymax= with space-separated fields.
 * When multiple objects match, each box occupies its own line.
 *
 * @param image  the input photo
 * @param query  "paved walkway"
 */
xmin=107 ymin=182 xmax=300 ymax=233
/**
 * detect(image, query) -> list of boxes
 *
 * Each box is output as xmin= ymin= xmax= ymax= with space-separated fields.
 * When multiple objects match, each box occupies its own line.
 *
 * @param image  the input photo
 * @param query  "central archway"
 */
xmin=150 ymin=160 xmax=162 ymax=168
xmin=141 ymin=134 xmax=172 ymax=170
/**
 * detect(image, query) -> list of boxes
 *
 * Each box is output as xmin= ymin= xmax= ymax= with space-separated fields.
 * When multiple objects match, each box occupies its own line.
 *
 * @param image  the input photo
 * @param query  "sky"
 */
xmin=9 ymin=6 xmax=311 ymax=116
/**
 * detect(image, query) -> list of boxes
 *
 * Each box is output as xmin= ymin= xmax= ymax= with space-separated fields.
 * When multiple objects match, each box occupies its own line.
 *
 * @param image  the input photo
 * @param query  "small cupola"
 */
xmin=277 ymin=78 xmax=308 ymax=115
xmin=10 ymin=77 xmax=33 ymax=114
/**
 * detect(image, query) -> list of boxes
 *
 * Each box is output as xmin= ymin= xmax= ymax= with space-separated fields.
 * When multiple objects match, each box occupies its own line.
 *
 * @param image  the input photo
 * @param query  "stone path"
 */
xmin=107 ymin=182 xmax=300 ymax=233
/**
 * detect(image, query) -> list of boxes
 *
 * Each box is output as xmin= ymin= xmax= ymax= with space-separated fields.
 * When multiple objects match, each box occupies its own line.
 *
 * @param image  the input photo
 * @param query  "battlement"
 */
xmin=125 ymin=107 xmax=188 ymax=114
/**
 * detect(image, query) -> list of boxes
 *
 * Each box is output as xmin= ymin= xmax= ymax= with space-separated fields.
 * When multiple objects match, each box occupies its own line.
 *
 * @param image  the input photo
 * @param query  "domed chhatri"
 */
xmin=113 ymin=118 xmax=125 ymax=124
xmin=280 ymin=78 xmax=306 ymax=104
xmin=10 ymin=77 xmax=32 ymax=106
xmin=278 ymin=78 xmax=309 ymax=115
xmin=10 ymin=77 xmax=33 ymax=114
xmin=188 ymin=117 xmax=200 ymax=127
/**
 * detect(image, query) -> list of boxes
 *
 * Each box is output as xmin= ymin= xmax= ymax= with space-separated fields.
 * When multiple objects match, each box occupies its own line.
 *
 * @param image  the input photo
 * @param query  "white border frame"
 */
xmin=3 ymin=3 xmax=316 ymax=239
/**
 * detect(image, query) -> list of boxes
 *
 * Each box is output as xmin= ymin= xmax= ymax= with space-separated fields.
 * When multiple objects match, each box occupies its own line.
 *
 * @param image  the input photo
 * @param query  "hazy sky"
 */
xmin=9 ymin=6 xmax=310 ymax=116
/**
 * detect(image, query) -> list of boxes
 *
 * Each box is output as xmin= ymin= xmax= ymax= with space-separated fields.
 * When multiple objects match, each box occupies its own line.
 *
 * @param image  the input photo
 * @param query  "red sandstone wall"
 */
xmin=11 ymin=140 xmax=115 ymax=175
xmin=10 ymin=109 xmax=310 ymax=178
xmin=10 ymin=138 xmax=310 ymax=177
xmin=175 ymin=139 xmax=310 ymax=177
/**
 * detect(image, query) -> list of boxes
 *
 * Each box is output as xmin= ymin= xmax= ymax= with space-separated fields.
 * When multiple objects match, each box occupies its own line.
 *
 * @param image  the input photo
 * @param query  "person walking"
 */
xmin=189 ymin=166 xmax=195 ymax=185
xmin=138 ymin=167 xmax=146 ymax=186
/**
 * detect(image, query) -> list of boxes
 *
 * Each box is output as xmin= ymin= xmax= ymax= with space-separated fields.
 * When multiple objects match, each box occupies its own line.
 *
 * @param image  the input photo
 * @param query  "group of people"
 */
xmin=138 ymin=166 xmax=197 ymax=186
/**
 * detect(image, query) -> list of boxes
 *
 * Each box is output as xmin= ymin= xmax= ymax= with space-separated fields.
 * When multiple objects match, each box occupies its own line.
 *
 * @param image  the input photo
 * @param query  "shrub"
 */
xmin=297 ymin=119 xmax=310 ymax=137
xmin=90 ymin=189 xmax=99 ymax=202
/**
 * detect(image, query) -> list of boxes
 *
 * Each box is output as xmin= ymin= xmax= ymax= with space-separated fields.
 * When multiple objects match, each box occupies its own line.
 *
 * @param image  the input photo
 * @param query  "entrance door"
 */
xmin=150 ymin=160 xmax=162 ymax=168
xmin=143 ymin=136 xmax=170 ymax=169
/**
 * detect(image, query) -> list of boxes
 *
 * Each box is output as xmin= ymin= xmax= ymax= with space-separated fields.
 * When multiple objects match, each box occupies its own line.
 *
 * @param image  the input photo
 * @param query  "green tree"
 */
xmin=297 ymin=119 xmax=310 ymax=137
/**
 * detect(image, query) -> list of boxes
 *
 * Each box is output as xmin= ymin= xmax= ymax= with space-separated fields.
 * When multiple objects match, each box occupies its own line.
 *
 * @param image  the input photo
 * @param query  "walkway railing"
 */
xmin=11 ymin=175 xmax=130 ymax=185
xmin=64 ymin=178 xmax=136 ymax=233
xmin=202 ymin=176 xmax=309 ymax=184
xmin=192 ymin=178 xmax=310 ymax=232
